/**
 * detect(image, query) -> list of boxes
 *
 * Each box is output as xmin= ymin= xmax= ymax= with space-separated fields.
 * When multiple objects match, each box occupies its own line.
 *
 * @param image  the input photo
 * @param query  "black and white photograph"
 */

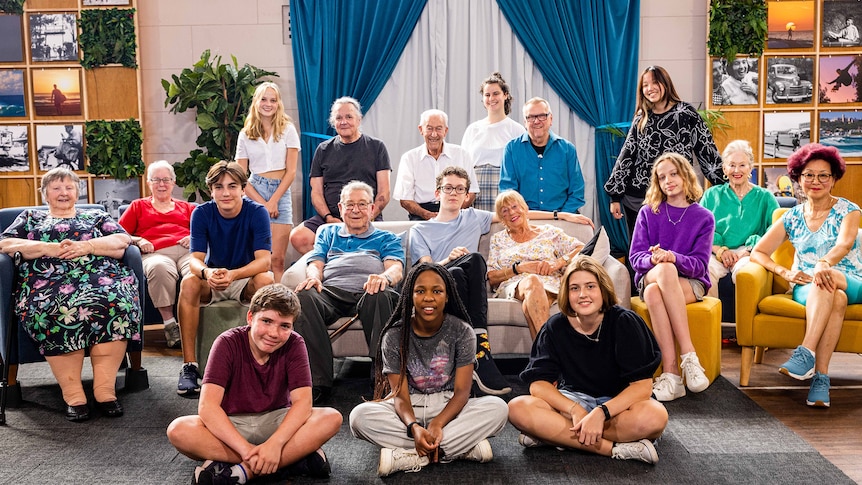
xmin=819 ymin=110 xmax=862 ymax=158
xmin=767 ymin=0 xmax=814 ymax=49
xmin=83 ymin=0 xmax=131 ymax=5
xmin=94 ymin=178 xmax=139 ymax=219
xmin=711 ymin=57 xmax=759 ymax=106
xmin=0 ymin=14 xmax=24 ymax=62
xmin=765 ymin=57 xmax=814 ymax=104
xmin=763 ymin=166 xmax=806 ymax=204
xmin=0 ymin=124 xmax=29 ymax=173
xmin=763 ymin=111 xmax=811 ymax=159
xmin=818 ymin=55 xmax=862 ymax=103
xmin=28 ymin=13 xmax=78 ymax=62
xmin=823 ymin=0 xmax=862 ymax=47
xmin=0 ymin=69 xmax=26 ymax=118
xmin=36 ymin=124 xmax=83 ymax=171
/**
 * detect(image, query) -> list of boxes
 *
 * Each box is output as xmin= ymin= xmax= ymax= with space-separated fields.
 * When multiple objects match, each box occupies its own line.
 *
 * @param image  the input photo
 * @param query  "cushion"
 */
xmin=581 ymin=226 xmax=611 ymax=264
xmin=758 ymin=294 xmax=806 ymax=318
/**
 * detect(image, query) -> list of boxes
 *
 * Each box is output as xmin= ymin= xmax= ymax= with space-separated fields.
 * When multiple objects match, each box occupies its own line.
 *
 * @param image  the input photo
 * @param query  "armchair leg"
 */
xmin=754 ymin=346 xmax=765 ymax=364
xmin=740 ymin=346 xmax=754 ymax=386
xmin=119 ymin=351 xmax=148 ymax=392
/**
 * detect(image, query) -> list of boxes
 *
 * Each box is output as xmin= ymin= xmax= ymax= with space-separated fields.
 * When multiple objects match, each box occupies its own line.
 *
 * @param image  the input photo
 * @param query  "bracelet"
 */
xmin=599 ymin=403 xmax=611 ymax=421
xmin=406 ymin=421 xmax=420 ymax=438
xmin=201 ymin=267 xmax=207 ymax=280
xmin=322 ymin=213 xmax=332 ymax=221
xmin=715 ymin=246 xmax=727 ymax=260
xmin=817 ymin=258 xmax=832 ymax=267
xmin=512 ymin=261 xmax=521 ymax=275
xmin=87 ymin=241 xmax=96 ymax=254
xmin=568 ymin=403 xmax=578 ymax=416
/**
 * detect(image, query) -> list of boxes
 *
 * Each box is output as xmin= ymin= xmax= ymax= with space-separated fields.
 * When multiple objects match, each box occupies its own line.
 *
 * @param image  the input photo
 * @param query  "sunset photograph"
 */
xmin=768 ymin=0 xmax=814 ymax=49
xmin=31 ymin=68 xmax=81 ymax=116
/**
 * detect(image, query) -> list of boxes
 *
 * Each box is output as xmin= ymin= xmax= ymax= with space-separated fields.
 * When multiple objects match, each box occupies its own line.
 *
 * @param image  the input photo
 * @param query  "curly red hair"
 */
xmin=786 ymin=143 xmax=846 ymax=182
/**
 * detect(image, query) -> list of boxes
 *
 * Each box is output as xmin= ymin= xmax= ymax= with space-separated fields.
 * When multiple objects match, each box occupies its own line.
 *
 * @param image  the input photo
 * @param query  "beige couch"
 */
xmin=282 ymin=220 xmax=630 ymax=358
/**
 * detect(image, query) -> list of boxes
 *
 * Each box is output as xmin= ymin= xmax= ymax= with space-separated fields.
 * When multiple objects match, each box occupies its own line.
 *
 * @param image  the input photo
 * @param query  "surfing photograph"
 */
xmin=0 ymin=69 xmax=26 ymax=118
xmin=819 ymin=110 xmax=862 ymax=158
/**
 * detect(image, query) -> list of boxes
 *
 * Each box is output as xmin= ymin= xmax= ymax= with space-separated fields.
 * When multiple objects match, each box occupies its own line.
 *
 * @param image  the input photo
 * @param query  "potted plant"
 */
xmin=708 ymin=0 xmax=768 ymax=62
xmin=85 ymin=118 xmax=144 ymax=180
xmin=162 ymin=50 xmax=276 ymax=200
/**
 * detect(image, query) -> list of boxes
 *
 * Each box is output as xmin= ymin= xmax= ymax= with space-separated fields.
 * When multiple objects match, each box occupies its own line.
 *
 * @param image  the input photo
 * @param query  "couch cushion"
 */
xmin=758 ymin=294 xmax=806 ymax=318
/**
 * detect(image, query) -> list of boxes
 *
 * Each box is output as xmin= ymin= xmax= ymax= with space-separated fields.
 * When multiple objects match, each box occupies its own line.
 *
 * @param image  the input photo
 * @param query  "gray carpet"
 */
xmin=0 ymin=357 xmax=854 ymax=485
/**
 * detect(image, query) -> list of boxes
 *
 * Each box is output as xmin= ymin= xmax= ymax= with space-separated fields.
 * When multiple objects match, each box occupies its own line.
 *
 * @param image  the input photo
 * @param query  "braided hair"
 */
xmin=372 ymin=262 xmax=470 ymax=400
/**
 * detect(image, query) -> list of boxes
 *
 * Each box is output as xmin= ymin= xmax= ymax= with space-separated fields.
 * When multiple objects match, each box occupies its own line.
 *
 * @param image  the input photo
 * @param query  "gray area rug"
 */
xmin=0 ymin=356 xmax=853 ymax=484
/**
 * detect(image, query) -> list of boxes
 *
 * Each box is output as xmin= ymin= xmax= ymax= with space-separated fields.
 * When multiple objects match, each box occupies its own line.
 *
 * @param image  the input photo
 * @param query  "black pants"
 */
xmin=407 ymin=201 xmax=441 ymax=221
xmin=444 ymin=253 xmax=488 ymax=330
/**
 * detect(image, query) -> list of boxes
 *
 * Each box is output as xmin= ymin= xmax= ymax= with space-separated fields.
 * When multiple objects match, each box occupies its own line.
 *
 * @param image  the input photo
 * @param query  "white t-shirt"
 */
xmin=393 ymin=142 xmax=478 ymax=203
xmin=235 ymin=123 xmax=301 ymax=174
xmin=460 ymin=116 xmax=525 ymax=168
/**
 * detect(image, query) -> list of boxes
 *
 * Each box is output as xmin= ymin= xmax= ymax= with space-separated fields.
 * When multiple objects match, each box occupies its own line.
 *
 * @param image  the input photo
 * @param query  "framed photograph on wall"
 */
xmin=763 ymin=111 xmax=811 ymax=159
xmin=28 ymin=13 xmax=79 ymax=62
xmin=0 ymin=14 xmax=24 ymax=62
xmin=711 ymin=57 xmax=759 ymax=106
xmin=818 ymin=55 xmax=862 ymax=103
xmin=35 ymin=124 xmax=84 ymax=172
xmin=819 ymin=110 xmax=862 ymax=158
xmin=0 ymin=124 xmax=29 ymax=173
xmin=0 ymin=69 xmax=26 ymax=117
xmin=767 ymin=0 xmax=814 ymax=49
xmin=765 ymin=57 xmax=814 ymax=104
xmin=762 ymin=166 xmax=805 ymax=203
xmin=31 ymin=68 xmax=81 ymax=117
xmin=823 ymin=0 xmax=862 ymax=47
xmin=93 ymin=178 xmax=140 ymax=219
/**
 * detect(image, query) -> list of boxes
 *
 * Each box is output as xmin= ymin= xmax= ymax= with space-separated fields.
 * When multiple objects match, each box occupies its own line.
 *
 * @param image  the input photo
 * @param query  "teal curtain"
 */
xmin=290 ymin=0 xmax=427 ymax=218
xmin=497 ymin=0 xmax=639 ymax=252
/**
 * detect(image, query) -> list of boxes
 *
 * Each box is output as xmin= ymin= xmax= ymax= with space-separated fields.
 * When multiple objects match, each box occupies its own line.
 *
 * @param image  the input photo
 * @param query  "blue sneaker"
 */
xmin=806 ymin=372 xmax=830 ymax=408
xmin=778 ymin=345 xmax=815 ymax=380
xmin=177 ymin=363 xmax=201 ymax=395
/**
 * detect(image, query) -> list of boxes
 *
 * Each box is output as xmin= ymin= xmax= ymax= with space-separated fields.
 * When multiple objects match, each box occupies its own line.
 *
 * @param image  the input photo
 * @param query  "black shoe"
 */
xmin=312 ymin=386 xmax=332 ymax=405
xmin=277 ymin=449 xmax=331 ymax=479
xmin=96 ymin=400 xmax=124 ymax=417
xmin=474 ymin=332 xmax=511 ymax=395
xmin=66 ymin=404 xmax=90 ymax=422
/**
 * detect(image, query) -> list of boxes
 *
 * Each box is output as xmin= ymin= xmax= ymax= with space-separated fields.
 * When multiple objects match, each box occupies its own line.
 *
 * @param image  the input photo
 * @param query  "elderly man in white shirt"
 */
xmin=393 ymin=109 xmax=479 ymax=220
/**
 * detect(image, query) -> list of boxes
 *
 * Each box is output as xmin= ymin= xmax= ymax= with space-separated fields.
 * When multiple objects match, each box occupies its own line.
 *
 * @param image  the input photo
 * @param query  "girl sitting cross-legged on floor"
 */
xmin=349 ymin=262 xmax=509 ymax=477
xmin=507 ymin=256 xmax=668 ymax=464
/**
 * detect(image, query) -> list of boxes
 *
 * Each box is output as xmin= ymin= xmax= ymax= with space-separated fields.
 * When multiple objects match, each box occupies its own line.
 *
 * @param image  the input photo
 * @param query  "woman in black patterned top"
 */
xmin=604 ymin=65 xmax=724 ymax=237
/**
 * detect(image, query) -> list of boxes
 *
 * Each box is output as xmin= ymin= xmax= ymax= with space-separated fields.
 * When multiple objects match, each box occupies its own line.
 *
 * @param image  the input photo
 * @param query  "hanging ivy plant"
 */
xmin=708 ymin=0 xmax=768 ymax=63
xmin=85 ymin=119 xmax=144 ymax=180
xmin=0 ymin=0 xmax=24 ymax=15
xmin=79 ymin=8 xmax=138 ymax=69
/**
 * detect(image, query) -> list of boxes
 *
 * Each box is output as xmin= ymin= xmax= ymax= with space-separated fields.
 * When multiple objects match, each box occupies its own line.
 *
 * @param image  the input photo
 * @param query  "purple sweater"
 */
xmin=629 ymin=201 xmax=714 ymax=290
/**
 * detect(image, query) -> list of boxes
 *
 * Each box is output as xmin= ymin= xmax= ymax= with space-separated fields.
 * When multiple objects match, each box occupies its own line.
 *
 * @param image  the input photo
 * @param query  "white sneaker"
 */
xmin=518 ymin=433 xmax=544 ymax=448
xmin=652 ymin=372 xmax=685 ymax=401
xmin=378 ymin=448 xmax=430 ymax=477
xmin=611 ymin=439 xmax=659 ymax=465
xmin=680 ymin=352 xmax=709 ymax=393
xmin=462 ymin=439 xmax=493 ymax=463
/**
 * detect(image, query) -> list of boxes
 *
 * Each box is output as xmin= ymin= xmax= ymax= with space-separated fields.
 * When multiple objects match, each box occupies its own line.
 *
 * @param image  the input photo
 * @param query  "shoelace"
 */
xmin=392 ymin=450 xmax=424 ymax=473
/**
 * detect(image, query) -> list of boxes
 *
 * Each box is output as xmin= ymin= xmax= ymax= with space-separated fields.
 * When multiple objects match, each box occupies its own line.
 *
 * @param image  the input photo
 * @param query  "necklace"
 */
xmin=731 ymin=183 xmax=751 ymax=200
xmin=575 ymin=320 xmax=603 ymax=342
xmin=666 ymin=203 xmax=690 ymax=226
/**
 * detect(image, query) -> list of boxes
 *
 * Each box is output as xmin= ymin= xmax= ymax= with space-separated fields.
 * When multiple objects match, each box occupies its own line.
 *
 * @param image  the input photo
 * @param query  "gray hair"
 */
xmin=721 ymin=139 xmax=754 ymax=165
xmin=40 ymin=167 xmax=80 ymax=201
xmin=329 ymin=96 xmax=362 ymax=129
xmin=146 ymin=160 xmax=176 ymax=181
xmin=420 ymin=109 xmax=448 ymax=127
xmin=522 ymin=97 xmax=553 ymax=118
xmin=339 ymin=180 xmax=374 ymax=204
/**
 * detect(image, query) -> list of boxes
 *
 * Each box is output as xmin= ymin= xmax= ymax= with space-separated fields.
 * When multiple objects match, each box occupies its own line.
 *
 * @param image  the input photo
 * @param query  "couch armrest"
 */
xmin=735 ymin=261 xmax=771 ymax=346
xmin=122 ymin=245 xmax=145 ymax=352
xmin=0 ymin=252 xmax=14 ymax=364
xmin=283 ymin=252 xmax=313 ymax=289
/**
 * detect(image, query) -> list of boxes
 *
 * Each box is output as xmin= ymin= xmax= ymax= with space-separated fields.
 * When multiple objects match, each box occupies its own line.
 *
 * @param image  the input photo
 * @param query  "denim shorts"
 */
xmin=558 ymin=389 xmax=611 ymax=414
xmin=637 ymin=277 xmax=705 ymax=301
xmin=249 ymin=174 xmax=292 ymax=224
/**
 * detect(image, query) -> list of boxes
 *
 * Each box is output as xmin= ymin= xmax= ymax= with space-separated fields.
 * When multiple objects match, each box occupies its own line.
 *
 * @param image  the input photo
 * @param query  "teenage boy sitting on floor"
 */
xmin=167 ymin=284 xmax=343 ymax=484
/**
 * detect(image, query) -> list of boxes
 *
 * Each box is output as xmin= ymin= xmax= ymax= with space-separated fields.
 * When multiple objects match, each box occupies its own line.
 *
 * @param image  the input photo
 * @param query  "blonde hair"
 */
xmin=243 ymin=82 xmax=293 ymax=142
xmin=494 ymin=190 xmax=529 ymax=222
xmin=643 ymin=152 xmax=703 ymax=213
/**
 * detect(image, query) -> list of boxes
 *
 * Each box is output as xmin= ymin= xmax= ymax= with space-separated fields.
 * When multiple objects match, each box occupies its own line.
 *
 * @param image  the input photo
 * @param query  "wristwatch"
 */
xmin=562 ymin=254 xmax=571 ymax=263
xmin=406 ymin=421 xmax=420 ymax=438
xmin=383 ymin=273 xmax=394 ymax=286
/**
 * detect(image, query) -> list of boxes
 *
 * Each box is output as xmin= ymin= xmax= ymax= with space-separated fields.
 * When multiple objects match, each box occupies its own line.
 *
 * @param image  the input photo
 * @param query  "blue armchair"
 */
xmin=0 ymin=205 xmax=149 ymax=423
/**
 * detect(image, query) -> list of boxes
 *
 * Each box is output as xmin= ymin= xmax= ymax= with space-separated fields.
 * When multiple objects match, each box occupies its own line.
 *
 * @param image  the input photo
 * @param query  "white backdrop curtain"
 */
xmin=360 ymin=0 xmax=598 ymax=224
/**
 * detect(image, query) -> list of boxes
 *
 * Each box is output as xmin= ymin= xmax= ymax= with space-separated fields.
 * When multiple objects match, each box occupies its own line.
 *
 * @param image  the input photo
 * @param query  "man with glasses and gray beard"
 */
xmin=500 ymin=97 xmax=585 ymax=214
xmin=292 ymin=181 xmax=405 ymax=404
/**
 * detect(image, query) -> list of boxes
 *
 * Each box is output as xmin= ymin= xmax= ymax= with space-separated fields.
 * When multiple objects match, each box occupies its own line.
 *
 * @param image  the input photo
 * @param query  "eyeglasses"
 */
xmin=149 ymin=177 xmax=174 ymax=184
xmin=800 ymin=172 xmax=833 ymax=183
xmin=438 ymin=185 xmax=468 ymax=195
xmin=525 ymin=113 xmax=549 ymax=122
xmin=342 ymin=201 xmax=371 ymax=211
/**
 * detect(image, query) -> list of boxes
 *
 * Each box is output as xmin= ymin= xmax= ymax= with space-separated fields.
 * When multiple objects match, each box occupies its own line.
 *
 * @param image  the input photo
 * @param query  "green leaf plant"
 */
xmin=708 ymin=0 xmax=768 ymax=63
xmin=162 ymin=49 xmax=277 ymax=201
xmin=79 ymin=8 xmax=138 ymax=69
xmin=85 ymin=119 xmax=145 ymax=180
xmin=0 ymin=0 xmax=24 ymax=15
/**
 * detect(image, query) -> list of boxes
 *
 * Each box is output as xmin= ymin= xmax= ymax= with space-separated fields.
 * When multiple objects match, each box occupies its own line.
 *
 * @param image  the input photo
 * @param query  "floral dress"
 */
xmin=488 ymin=224 xmax=582 ymax=297
xmin=1 ymin=209 xmax=140 ymax=356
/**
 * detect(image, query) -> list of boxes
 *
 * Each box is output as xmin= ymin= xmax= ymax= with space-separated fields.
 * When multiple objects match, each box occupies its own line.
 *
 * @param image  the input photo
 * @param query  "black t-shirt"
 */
xmin=520 ymin=305 xmax=660 ymax=398
xmin=309 ymin=134 xmax=391 ymax=216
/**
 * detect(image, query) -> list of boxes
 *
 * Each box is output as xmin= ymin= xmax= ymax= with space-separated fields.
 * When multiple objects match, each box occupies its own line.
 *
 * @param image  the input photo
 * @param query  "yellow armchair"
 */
xmin=735 ymin=208 xmax=862 ymax=386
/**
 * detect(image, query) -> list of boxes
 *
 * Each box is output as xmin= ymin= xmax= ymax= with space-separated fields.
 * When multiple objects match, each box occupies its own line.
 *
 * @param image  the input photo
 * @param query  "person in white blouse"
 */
xmin=393 ymin=109 xmax=478 ymax=220
xmin=460 ymin=72 xmax=526 ymax=212
xmin=235 ymin=82 xmax=300 ymax=282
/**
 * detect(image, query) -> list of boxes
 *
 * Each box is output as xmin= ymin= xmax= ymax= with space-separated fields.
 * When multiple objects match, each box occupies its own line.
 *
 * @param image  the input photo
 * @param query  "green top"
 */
xmin=701 ymin=183 xmax=780 ymax=249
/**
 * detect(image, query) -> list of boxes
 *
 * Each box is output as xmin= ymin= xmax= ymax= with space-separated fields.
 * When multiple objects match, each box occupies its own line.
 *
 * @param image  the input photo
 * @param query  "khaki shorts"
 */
xmin=228 ymin=407 xmax=289 ymax=445
xmin=207 ymin=277 xmax=251 ymax=305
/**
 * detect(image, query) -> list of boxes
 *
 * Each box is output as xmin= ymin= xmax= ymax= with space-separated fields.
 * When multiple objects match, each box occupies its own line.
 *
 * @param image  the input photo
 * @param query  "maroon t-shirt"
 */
xmin=202 ymin=326 xmax=312 ymax=415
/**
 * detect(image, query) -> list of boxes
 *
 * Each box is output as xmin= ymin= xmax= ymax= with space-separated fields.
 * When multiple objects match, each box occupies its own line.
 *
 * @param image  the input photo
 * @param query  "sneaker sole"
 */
xmin=806 ymin=399 xmax=830 ymax=408
xmin=378 ymin=449 xmax=393 ymax=477
xmin=469 ymin=439 xmax=493 ymax=462
xmin=177 ymin=387 xmax=201 ymax=396
xmin=779 ymin=367 xmax=815 ymax=381
xmin=472 ymin=370 xmax=512 ymax=395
